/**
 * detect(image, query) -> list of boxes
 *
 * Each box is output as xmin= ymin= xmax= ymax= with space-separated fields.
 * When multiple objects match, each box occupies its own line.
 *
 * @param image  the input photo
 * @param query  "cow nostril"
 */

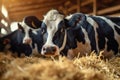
xmin=43 ymin=47 xmax=46 ymax=51
xmin=24 ymin=39 xmax=32 ymax=44
xmin=51 ymin=47 xmax=56 ymax=52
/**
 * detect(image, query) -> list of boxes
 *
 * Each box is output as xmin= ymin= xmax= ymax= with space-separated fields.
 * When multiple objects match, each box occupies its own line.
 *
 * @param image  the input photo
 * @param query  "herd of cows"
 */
xmin=0 ymin=9 xmax=120 ymax=59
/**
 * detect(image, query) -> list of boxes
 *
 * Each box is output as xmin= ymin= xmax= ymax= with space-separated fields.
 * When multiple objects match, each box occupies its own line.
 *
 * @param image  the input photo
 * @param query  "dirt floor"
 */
xmin=0 ymin=51 xmax=120 ymax=80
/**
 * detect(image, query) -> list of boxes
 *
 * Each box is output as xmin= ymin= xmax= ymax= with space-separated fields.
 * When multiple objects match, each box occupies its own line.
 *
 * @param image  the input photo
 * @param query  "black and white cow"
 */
xmin=19 ymin=16 xmax=42 ymax=45
xmin=41 ymin=9 xmax=120 ymax=59
xmin=0 ymin=29 xmax=32 ymax=57
xmin=0 ymin=16 xmax=44 ymax=57
xmin=18 ymin=22 xmax=44 ymax=54
xmin=20 ymin=16 xmax=45 ymax=55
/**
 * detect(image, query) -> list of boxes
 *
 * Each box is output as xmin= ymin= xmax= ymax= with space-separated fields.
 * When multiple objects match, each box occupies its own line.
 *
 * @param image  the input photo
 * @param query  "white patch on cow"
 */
xmin=102 ymin=38 xmax=115 ymax=58
xmin=86 ymin=17 xmax=99 ymax=52
xmin=65 ymin=14 xmax=73 ymax=20
xmin=67 ymin=26 xmax=91 ymax=59
xmin=32 ymin=30 xmax=38 ymax=35
xmin=21 ymin=21 xmax=31 ymax=44
xmin=97 ymin=16 xmax=120 ymax=52
xmin=32 ymin=43 xmax=39 ymax=54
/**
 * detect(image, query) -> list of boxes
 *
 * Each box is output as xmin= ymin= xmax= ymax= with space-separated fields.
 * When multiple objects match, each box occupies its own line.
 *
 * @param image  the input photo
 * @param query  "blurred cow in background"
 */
xmin=19 ymin=16 xmax=42 ymax=45
xmin=0 ymin=29 xmax=32 ymax=57
xmin=0 ymin=16 xmax=44 ymax=57
xmin=41 ymin=9 xmax=120 ymax=59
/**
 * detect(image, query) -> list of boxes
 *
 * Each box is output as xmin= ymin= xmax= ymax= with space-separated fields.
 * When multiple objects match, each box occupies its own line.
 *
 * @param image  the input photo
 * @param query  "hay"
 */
xmin=0 ymin=52 xmax=120 ymax=80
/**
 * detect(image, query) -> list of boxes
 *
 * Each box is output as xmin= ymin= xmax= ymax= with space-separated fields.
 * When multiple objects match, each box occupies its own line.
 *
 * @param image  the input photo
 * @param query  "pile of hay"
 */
xmin=0 ymin=52 xmax=120 ymax=80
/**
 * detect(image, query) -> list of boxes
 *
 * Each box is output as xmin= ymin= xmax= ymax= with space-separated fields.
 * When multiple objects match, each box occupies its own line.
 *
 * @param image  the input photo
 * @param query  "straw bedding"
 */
xmin=0 ymin=51 xmax=120 ymax=80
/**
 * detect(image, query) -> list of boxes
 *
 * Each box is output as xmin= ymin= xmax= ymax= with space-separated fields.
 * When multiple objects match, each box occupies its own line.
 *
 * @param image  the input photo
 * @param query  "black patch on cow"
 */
xmin=41 ymin=22 xmax=47 ymax=34
xmin=61 ymin=45 xmax=70 ymax=56
xmin=67 ymin=29 xmax=77 ymax=49
xmin=18 ymin=23 xmax=25 ymax=33
xmin=106 ymin=17 xmax=120 ymax=26
xmin=30 ymin=29 xmax=44 ymax=53
xmin=114 ymin=25 xmax=120 ymax=35
xmin=65 ymin=13 xmax=86 ymax=44
xmin=53 ymin=21 xmax=65 ymax=48
xmin=68 ymin=13 xmax=86 ymax=28
xmin=91 ymin=16 xmax=119 ymax=54
xmin=73 ymin=27 xmax=85 ymax=44
xmin=80 ymin=17 xmax=97 ymax=53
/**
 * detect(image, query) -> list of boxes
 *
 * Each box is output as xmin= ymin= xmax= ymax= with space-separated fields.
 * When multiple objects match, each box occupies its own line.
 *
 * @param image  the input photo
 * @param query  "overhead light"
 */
xmin=1 ymin=19 xmax=8 ymax=27
xmin=10 ymin=22 xmax=18 ymax=31
xmin=1 ymin=28 xmax=7 ymax=35
xmin=1 ymin=5 xmax=8 ymax=18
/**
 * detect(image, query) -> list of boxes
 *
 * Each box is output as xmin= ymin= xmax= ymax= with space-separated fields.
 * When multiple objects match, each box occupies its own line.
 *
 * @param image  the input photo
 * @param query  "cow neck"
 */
xmin=59 ymin=29 xmax=67 ymax=51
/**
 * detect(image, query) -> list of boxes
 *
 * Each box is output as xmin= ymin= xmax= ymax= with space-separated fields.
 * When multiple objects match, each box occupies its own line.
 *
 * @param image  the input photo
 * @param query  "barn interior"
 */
xmin=0 ymin=0 xmax=120 ymax=80
xmin=0 ymin=0 xmax=120 ymax=36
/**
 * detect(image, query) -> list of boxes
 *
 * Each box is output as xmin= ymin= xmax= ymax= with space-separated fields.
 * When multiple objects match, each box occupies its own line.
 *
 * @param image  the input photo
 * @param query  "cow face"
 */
xmin=18 ymin=16 xmax=42 ymax=45
xmin=18 ymin=22 xmax=32 ymax=45
xmin=41 ymin=9 xmax=67 ymax=56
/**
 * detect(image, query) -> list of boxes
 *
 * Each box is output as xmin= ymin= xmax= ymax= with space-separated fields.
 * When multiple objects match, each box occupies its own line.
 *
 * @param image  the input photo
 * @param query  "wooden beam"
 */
xmin=109 ymin=13 xmax=120 ymax=17
xmin=58 ymin=6 xmax=68 ymax=15
xmin=97 ymin=5 xmax=120 ymax=15
xmin=9 ymin=7 xmax=52 ymax=21
xmin=9 ymin=8 xmax=50 ymax=16
xmin=8 ymin=1 xmax=44 ymax=8
xmin=81 ymin=0 xmax=93 ymax=6
xmin=93 ymin=0 xmax=97 ymax=15
xmin=77 ymin=0 xmax=81 ymax=12
xmin=67 ymin=0 xmax=93 ymax=12
xmin=8 ymin=0 xmax=64 ymax=8
xmin=8 ymin=1 xmax=64 ymax=13
xmin=64 ymin=0 xmax=71 ymax=6
xmin=68 ymin=5 xmax=77 ymax=12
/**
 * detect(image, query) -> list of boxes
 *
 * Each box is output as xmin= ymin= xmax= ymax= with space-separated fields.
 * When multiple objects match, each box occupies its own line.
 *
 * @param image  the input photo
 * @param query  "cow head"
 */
xmin=18 ymin=22 xmax=32 ymax=45
xmin=41 ymin=9 xmax=68 ymax=56
xmin=17 ymin=16 xmax=42 ymax=45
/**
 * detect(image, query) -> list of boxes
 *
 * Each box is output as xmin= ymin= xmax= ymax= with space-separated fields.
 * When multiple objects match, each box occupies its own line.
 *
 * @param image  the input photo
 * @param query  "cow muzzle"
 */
xmin=23 ymin=38 xmax=32 ymax=44
xmin=41 ymin=45 xmax=59 ymax=56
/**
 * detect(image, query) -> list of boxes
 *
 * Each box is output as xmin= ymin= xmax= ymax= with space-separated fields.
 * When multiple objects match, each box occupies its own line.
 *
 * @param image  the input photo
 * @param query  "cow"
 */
xmin=40 ymin=9 xmax=120 ymax=59
xmin=0 ymin=16 xmax=44 ymax=57
xmin=18 ymin=16 xmax=44 ymax=53
xmin=17 ymin=22 xmax=44 ymax=54
xmin=0 ymin=29 xmax=32 ymax=57
xmin=19 ymin=16 xmax=42 ymax=45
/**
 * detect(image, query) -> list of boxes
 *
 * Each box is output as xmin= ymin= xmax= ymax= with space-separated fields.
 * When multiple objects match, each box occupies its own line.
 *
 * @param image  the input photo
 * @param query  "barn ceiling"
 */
xmin=0 ymin=0 xmax=120 ymax=22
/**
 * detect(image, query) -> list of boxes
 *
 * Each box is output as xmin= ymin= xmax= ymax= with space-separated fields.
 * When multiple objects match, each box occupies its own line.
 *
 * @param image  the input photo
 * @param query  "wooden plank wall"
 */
xmin=59 ymin=0 xmax=120 ymax=16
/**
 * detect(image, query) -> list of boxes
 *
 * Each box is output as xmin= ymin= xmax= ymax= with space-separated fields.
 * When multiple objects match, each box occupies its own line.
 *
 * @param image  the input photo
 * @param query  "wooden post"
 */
xmin=93 ymin=0 xmax=97 ymax=15
xmin=77 ymin=0 xmax=81 ymax=12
